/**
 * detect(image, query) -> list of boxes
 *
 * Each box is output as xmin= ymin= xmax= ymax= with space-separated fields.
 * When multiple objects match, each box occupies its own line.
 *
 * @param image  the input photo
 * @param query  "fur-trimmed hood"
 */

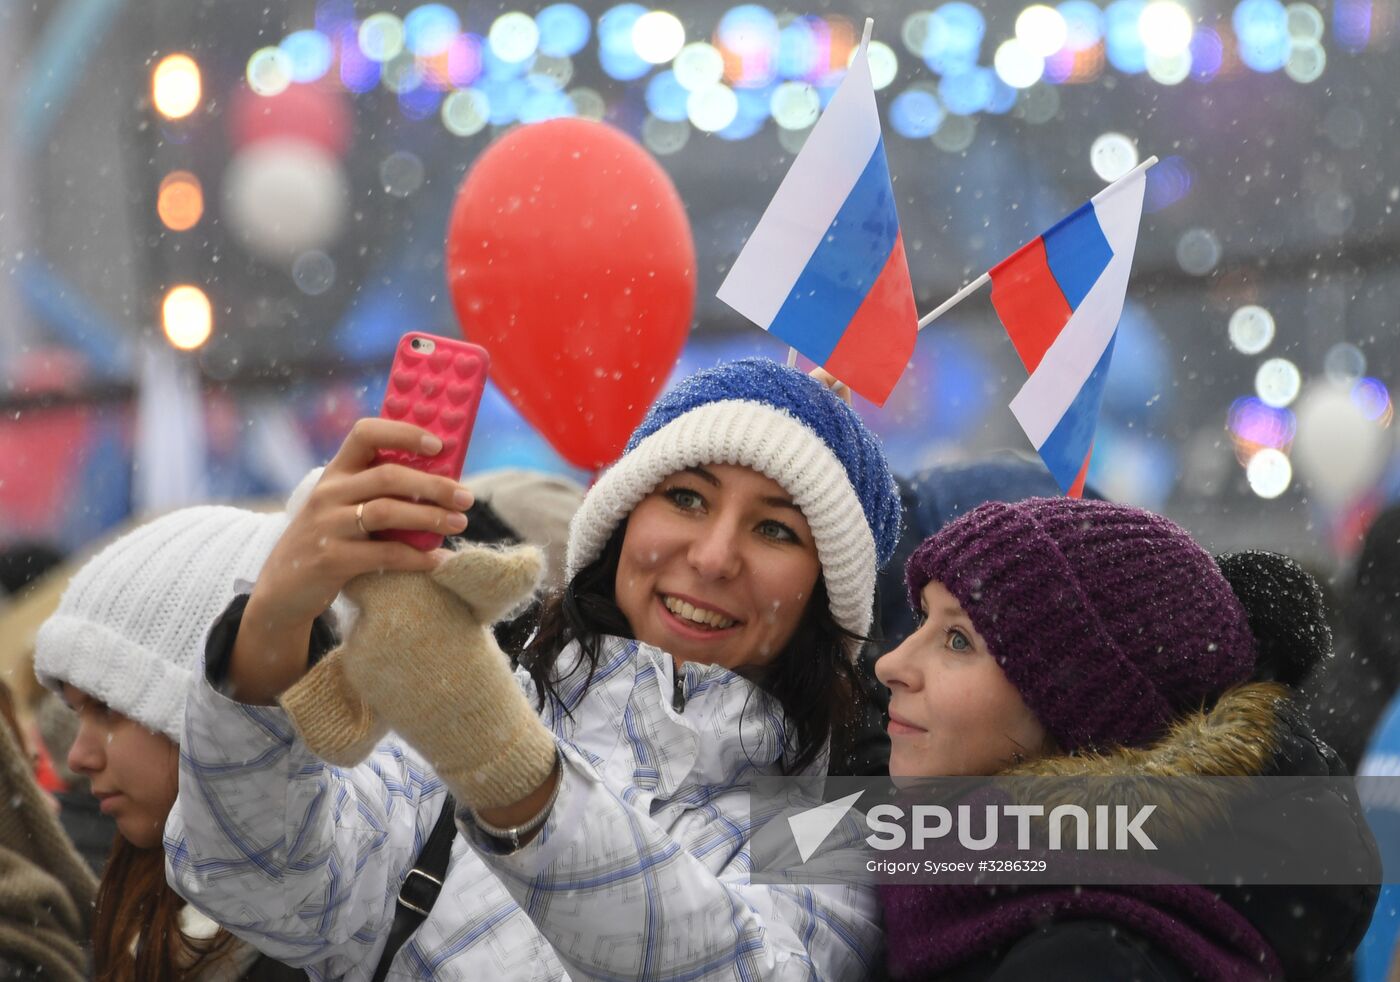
xmin=1001 ymin=682 xmax=1304 ymax=848
xmin=881 ymin=685 xmax=1379 ymax=982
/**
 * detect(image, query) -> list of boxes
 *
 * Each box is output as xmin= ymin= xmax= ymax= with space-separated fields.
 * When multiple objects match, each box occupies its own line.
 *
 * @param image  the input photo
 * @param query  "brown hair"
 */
xmin=92 ymin=832 xmax=241 ymax=981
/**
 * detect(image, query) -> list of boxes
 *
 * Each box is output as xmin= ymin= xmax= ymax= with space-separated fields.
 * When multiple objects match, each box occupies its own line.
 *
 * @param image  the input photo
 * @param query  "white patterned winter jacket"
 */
xmin=165 ymin=635 xmax=881 ymax=981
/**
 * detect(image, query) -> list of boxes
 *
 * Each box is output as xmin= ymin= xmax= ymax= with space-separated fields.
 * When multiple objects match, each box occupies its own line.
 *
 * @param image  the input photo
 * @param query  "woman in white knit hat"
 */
xmin=33 ymin=503 xmax=295 ymax=982
xmin=166 ymin=358 xmax=901 ymax=980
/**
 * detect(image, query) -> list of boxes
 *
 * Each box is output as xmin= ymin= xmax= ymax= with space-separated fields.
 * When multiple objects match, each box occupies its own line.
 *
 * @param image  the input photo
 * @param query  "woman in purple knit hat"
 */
xmin=874 ymin=496 xmax=1377 ymax=982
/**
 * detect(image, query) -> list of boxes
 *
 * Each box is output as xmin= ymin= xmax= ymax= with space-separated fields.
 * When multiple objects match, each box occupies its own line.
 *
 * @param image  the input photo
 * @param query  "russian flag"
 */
xmin=716 ymin=33 xmax=916 ymax=406
xmin=991 ymin=167 xmax=1147 ymax=497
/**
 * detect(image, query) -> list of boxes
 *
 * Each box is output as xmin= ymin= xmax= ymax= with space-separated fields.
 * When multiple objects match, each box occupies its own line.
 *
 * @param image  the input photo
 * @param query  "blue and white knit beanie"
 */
xmin=566 ymin=358 xmax=901 ymax=650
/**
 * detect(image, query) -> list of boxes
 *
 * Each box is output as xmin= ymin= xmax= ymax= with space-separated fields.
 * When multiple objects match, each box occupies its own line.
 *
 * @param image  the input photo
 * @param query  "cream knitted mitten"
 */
xmin=280 ymin=543 xmax=558 ymax=811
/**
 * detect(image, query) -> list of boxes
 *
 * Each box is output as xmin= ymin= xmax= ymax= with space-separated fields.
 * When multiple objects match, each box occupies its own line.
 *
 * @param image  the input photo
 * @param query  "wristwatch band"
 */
xmin=468 ymin=747 xmax=564 ymax=852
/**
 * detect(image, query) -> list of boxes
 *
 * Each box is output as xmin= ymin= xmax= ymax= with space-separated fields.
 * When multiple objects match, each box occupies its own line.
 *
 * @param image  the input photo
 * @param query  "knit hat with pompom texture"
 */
xmin=566 ymin=358 xmax=901 ymax=652
xmin=905 ymin=497 xmax=1260 ymax=752
xmin=34 ymin=491 xmax=300 ymax=742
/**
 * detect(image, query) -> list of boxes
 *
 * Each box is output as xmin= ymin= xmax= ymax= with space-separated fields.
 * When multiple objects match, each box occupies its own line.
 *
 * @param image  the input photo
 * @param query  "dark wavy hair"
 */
xmin=519 ymin=522 xmax=868 ymax=774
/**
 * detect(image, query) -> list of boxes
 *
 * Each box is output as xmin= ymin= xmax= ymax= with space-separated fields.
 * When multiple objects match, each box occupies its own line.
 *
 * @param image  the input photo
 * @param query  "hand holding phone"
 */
xmin=376 ymin=333 xmax=489 ymax=550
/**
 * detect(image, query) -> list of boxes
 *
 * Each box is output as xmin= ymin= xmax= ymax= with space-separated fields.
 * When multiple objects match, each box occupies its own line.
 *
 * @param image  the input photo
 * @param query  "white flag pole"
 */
xmin=917 ymin=272 xmax=990 ymax=330
xmin=785 ymin=18 xmax=876 ymax=369
xmin=916 ymin=155 xmax=1160 ymax=331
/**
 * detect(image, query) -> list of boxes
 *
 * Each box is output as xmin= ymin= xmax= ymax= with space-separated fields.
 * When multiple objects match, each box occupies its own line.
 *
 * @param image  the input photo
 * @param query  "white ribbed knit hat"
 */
xmin=566 ymin=359 xmax=901 ymax=650
xmin=34 ymin=505 xmax=289 ymax=742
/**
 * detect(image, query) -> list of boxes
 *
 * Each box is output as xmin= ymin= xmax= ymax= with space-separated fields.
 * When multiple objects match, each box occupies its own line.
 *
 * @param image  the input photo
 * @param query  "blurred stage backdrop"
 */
xmin=0 ymin=0 xmax=1396 ymax=565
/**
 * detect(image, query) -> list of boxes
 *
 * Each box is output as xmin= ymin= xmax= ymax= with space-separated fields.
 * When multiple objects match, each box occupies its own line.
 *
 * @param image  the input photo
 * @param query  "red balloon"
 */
xmin=228 ymin=82 xmax=353 ymax=157
xmin=445 ymin=118 xmax=695 ymax=471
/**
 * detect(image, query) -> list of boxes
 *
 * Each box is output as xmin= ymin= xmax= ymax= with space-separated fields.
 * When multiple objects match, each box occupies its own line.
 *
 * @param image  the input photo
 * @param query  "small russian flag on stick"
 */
xmin=718 ymin=19 xmax=917 ymax=406
xmin=919 ymin=157 xmax=1155 ymax=497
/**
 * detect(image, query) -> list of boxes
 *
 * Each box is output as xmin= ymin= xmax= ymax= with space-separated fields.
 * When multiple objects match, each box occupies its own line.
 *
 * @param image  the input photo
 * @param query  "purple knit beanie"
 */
xmin=904 ymin=497 xmax=1257 ymax=751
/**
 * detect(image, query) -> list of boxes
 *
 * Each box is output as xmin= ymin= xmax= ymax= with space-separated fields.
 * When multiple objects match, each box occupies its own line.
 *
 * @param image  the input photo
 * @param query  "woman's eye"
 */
xmin=664 ymin=487 xmax=704 ymax=511
xmin=947 ymin=628 xmax=972 ymax=652
xmin=757 ymin=519 xmax=799 ymax=544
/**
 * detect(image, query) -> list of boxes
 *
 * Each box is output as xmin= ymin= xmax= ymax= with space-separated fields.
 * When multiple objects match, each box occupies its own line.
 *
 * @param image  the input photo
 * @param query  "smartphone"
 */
xmin=375 ymin=332 xmax=489 ymax=551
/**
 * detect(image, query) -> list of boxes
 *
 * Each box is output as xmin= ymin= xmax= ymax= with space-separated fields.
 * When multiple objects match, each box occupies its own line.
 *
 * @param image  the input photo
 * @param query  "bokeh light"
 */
xmin=519 ymin=87 xmax=576 ymax=122
xmin=995 ymin=38 xmax=1046 ymax=87
xmin=1234 ymin=0 xmax=1291 ymax=70
xmin=1333 ymin=0 xmax=1372 ymax=50
xmin=863 ymin=41 xmax=900 ymax=90
xmin=924 ymin=2 xmax=987 ymax=76
xmin=399 ymin=82 xmax=440 ymax=117
xmin=157 ymin=171 xmax=204 ymax=231
xmin=339 ymin=26 xmax=381 ymax=91
xmin=642 ymin=115 xmax=691 ymax=155
xmin=1227 ymin=305 xmax=1275 ymax=354
xmin=688 ymin=83 xmax=739 ymax=131
xmin=776 ymin=15 xmax=824 ymax=80
xmin=931 ymin=113 xmax=977 ymax=151
xmin=568 ymin=86 xmax=606 ymax=119
xmin=1246 ymin=448 xmax=1293 ymax=498
xmin=447 ymin=34 xmax=484 ymax=86
xmin=1324 ymin=342 xmax=1367 ymax=384
xmin=405 ymin=4 xmax=461 ymax=57
xmin=940 ymin=68 xmax=997 ymax=114
xmin=490 ymin=11 xmax=540 ymax=62
xmin=770 ymin=81 xmax=821 ymax=129
xmin=1105 ymin=0 xmax=1149 ymax=72
xmin=598 ymin=4 xmax=650 ymax=79
xmin=382 ymin=52 xmax=424 ymax=94
xmin=291 ymin=251 xmax=336 ymax=296
xmin=718 ymin=5 xmax=781 ymax=87
xmin=359 ymin=13 xmax=406 ymax=63
xmin=1016 ymin=5 xmax=1070 ymax=57
xmin=632 ymin=10 xmax=685 ymax=64
xmin=246 ymin=47 xmax=293 ymax=96
xmin=1255 ymin=357 xmax=1303 ymax=407
xmin=1285 ymin=39 xmax=1326 ymax=80
xmin=1146 ymin=48 xmax=1193 ymax=82
xmin=1143 ymin=154 xmax=1194 ymax=212
xmin=675 ymin=42 xmax=726 ymax=90
xmin=1090 ymin=132 xmax=1139 ymax=180
xmin=1190 ymin=25 xmax=1224 ymax=77
xmin=889 ymin=87 xmax=945 ymax=138
xmin=902 ymin=11 xmax=933 ymax=54
xmin=1353 ymin=377 xmax=1394 ymax=425
xmin=536 ymin=3 xmax=591 ymax=57
xmin=162 ymin=285 xmax=213 ymax=350
xmin=1176 ymin=227 xmax=1221 ymax=274
xmin=1140 ymin=1 xmax=1195 ymax=56
xmin=1228 ymin=396 xmax=1297 ymax=463
xmin=153 ymin=53 xmax=202 ymax=120
xmin=280 ymin=30 xmax=333 ymax=83
xmin=646 ymin=70 xmax=690 ymax=121
xmin=1059 ymin=0 xmax=1106 ymax=50
xmin=441 ymin=88 xmax=491 ymax=135
xmin=1286 ymin=1 xmax=1325 ymax=39
xmin=529 ymin=54 xmax=574 ymax=90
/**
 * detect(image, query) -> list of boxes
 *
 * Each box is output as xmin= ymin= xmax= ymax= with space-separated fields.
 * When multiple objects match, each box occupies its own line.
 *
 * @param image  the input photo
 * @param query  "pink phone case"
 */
xmin=376 ymin=334 xmax=489 ymax=551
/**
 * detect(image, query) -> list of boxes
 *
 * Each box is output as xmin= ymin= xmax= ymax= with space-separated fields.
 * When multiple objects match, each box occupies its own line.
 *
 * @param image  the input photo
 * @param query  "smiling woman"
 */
xmin=613 ymin=463 xmax=822 ymax=673
xmin=167 ymin=357 xmax=903 ymax=982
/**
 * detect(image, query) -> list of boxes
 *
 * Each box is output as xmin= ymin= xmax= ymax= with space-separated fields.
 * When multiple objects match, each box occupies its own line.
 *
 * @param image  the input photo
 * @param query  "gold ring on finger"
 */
xmin=355 ymin=502 xmax=368 ymax=536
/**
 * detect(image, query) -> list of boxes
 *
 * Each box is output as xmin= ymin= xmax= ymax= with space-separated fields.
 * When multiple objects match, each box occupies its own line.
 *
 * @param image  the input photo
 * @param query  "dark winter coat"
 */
xmin=880 ymin=683 xmax=1379 ymax=982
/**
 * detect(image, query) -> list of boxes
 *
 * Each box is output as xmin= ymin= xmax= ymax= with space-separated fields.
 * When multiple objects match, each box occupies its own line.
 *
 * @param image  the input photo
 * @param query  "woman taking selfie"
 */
xmin=166 ymin=358 xmax=900 ymax=980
